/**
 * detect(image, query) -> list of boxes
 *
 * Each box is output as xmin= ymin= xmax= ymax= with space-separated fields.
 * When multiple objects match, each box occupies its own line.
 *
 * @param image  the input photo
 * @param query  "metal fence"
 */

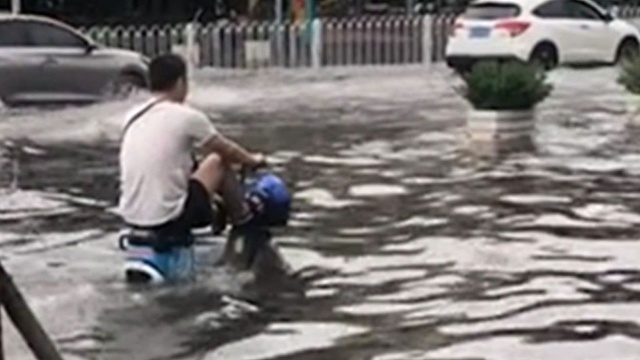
xmin=617 ymin=4 xmax=640 ymax=17
xmin=80 ymin=8 xmax=638 ymax=70
xmin=81 ymin=15 xmax=455 ymax=69
xmin=82 ymin=24 xmax=186 ymax=59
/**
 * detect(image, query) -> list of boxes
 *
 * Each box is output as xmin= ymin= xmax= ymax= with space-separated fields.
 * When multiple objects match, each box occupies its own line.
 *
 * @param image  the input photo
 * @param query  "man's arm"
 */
xmin=185 ymin=109 xmax=265 ymax=167
xmin=200 ymin=134 xmax=264 ymax=167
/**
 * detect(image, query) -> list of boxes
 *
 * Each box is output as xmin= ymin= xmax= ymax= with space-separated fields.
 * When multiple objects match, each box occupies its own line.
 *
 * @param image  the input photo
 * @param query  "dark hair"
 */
xmin=149 ymin=54 xmax=187 ymax=92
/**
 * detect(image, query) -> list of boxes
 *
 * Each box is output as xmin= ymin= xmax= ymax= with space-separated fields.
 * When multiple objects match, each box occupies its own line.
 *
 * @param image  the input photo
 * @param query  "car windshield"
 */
xmin=464 ymin=3 xmax=521 ymax=19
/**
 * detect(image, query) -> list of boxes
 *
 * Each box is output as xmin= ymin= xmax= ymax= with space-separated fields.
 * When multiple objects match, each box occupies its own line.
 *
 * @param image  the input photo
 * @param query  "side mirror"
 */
xmin=605 ymin=6 xmax=618 ymax=21
xmin=85 ymin=42 xmax=98 ymax=54
xmin=611 ymin=5 xmax=620 ymax=16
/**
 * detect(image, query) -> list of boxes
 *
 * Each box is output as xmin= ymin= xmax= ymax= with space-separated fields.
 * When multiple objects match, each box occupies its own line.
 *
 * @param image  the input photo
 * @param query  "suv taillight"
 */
xmin=495 ymin=20 xmax=530 ymax=37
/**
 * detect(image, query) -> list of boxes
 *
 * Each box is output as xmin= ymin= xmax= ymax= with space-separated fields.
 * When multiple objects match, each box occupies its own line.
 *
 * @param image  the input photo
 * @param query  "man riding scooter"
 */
xmin=117 ymin=54 xmax=290 ymax=283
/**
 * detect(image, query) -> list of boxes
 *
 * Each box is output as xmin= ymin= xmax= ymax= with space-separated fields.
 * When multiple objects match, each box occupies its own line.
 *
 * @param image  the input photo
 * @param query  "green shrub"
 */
xmin=618 ymin=55 xmax=640 ymax=95
xmin=457 ymin=61 xmax=553 ymax=111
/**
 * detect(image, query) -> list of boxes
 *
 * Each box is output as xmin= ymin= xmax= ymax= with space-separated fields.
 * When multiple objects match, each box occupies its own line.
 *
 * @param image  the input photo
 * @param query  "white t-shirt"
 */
xmin=118 ymin=98 xmax=218 ymax=226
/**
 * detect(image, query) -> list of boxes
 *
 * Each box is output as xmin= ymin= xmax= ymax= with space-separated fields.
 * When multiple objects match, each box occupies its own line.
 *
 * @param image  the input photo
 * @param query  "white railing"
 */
xmin=82 ymin=24 xmax=186 ymax=59
xmin=81 ymin=8 xmax=639 ymax=70
xmin=618 ymin=5 xmax=640 ymax=18
xmin=81 ymin=14 xmax=456 ymax=69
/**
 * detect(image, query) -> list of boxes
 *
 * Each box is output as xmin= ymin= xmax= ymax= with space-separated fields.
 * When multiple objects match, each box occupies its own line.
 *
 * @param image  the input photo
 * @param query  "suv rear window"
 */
xmin=463 ymin=3 xmax=521 ymax=19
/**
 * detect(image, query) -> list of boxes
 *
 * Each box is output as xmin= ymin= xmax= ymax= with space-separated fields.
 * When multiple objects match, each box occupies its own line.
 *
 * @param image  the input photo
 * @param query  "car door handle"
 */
xmin=580 ymin=24 xmax=590 ymax=29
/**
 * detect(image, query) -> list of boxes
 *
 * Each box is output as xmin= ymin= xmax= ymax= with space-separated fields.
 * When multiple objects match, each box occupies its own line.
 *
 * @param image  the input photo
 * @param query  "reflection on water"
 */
xmin=2 ymin=66 xmax=640 ymax=359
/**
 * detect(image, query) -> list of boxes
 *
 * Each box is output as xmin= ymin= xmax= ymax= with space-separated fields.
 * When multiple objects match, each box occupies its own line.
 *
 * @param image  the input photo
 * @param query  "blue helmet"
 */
xmin=245 ymin=172 xmax=291 ymax=227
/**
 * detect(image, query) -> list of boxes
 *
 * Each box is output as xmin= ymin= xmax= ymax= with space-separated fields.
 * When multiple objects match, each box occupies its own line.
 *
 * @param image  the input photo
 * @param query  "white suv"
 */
xmin=445 ymin=0 xmax=640 ymax=71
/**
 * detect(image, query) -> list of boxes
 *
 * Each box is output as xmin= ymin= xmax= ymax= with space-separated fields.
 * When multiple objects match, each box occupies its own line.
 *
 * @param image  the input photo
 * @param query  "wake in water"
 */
xmin=2 ymin=65 xmax=638 ymax=359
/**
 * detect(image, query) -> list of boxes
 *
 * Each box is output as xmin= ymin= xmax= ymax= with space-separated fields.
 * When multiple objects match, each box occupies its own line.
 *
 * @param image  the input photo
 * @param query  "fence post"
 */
xmin=311 ymin=18 xmax=323 ymax=69
xmin=276 ymin=23 xmax=286 ymax=67
xmin=11 ymin=0 xmax=20 ymax=14
xmin=422 ymin=14 xmax=432 ymax=65
xmin=275 ymin=0 xmax=283 ymax=23
xmin=185 ymin=22 xmax=199 ymax=69
xmin=173 ymin=23 xmax=200 ymax=70
xmin=289 ymin=24 xmax=298 ymax=67
xmin=0 ymin=292 xmax=3 ymax=360
xmin=0 ymin=262 xmax=63 ymax=360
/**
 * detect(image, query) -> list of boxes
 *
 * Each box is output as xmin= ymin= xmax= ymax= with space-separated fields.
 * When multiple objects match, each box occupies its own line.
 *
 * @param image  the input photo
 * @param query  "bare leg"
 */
xmin=191 ymin=153 xmax=250 ymax=225
xmin=219 ymin=170 xmax=252 ymax=225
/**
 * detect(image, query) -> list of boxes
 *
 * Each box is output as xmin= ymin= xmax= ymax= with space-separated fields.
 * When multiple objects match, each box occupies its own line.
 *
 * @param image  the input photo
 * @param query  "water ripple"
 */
xmin=3 ymin=66 xmax=640 ymax=359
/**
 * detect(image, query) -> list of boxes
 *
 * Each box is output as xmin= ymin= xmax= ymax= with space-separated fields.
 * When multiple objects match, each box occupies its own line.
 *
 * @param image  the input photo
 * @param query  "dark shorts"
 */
xmin=135 ymin=179 xmax=213 ymax=235
xmin=173 ymin=179 xmax=214 ymax=230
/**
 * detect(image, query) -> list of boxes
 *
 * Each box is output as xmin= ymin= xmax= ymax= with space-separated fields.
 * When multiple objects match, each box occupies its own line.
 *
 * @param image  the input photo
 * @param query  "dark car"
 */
xmin=0 ymin=13 xmax=149 ymax=106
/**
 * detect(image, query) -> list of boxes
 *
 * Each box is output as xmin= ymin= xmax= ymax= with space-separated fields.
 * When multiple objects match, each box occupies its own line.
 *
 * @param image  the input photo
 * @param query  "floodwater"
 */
xmin=2 ymin=65 xmax=640 ymax=360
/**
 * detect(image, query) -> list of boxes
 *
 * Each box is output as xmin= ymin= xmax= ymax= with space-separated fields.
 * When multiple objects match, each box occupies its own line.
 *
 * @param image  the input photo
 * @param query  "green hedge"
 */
xmin=457 ymin=61 xmax=553 ymax=111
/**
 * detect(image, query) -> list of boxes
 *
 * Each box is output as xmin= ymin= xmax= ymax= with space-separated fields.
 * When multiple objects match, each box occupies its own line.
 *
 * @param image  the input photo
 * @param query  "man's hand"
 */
xmin=250 ymin=153 xmax=267 ymax=169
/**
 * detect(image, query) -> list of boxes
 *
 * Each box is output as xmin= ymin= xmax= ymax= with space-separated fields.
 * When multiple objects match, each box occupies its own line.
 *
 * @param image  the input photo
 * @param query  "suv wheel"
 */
xmin=616 ymin=38 xmax=639 ymax=64
xmin=529 ymin=43 xmax=558 ymax=70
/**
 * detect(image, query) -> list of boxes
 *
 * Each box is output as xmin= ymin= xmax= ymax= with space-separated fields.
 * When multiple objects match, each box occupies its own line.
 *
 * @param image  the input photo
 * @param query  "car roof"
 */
xmin=0 ymin=12 xmax=78 ymax=28
xmin=0 ymin=12 xmax=91 ymax=40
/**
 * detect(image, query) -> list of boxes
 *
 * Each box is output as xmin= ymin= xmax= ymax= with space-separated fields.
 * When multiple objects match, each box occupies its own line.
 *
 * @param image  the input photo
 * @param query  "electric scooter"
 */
xmin=118 ymin=167 xmax=292 ymax=285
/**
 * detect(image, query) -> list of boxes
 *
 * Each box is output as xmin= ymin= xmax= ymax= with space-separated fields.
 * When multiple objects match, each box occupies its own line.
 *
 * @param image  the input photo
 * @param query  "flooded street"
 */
xmin=3 ymin=65 xmax=640 ymax=359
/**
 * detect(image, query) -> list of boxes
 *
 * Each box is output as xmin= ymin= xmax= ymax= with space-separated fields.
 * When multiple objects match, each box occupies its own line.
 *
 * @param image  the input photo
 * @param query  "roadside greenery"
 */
xmin=457 ymin=61 xmax=553 ymax=111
